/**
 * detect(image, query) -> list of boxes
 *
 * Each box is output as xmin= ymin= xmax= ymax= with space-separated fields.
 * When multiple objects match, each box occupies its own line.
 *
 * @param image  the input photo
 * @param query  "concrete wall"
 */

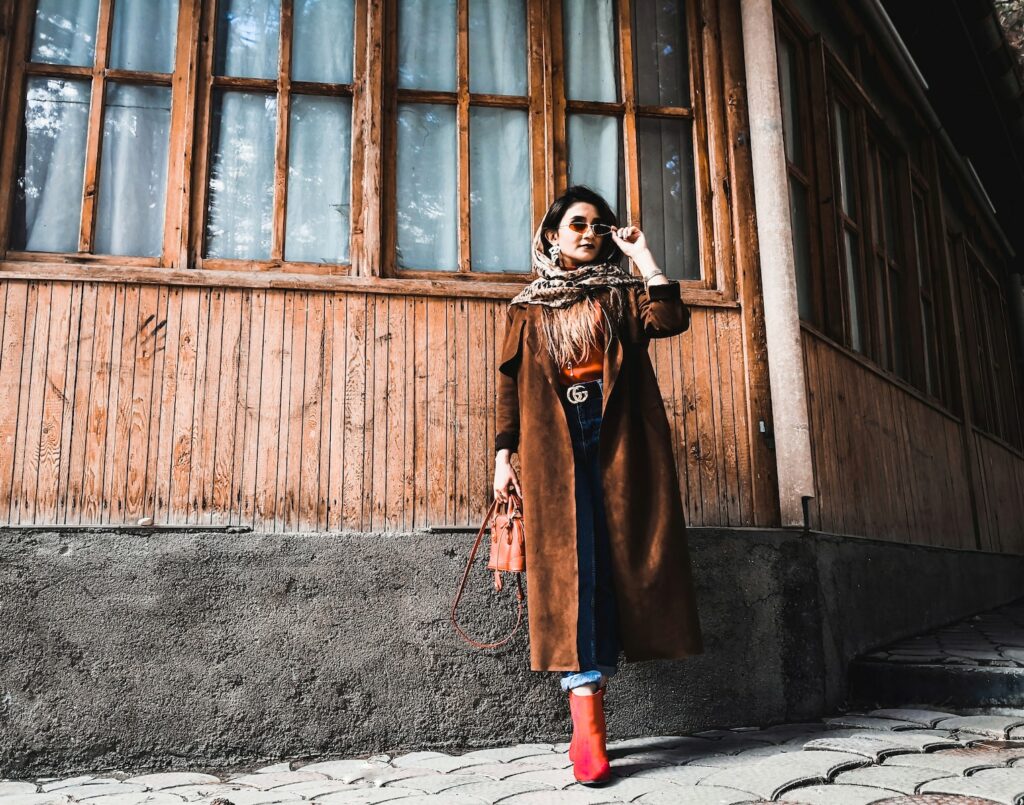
xmin=1 ymin=527 xmax=1022 ymax=777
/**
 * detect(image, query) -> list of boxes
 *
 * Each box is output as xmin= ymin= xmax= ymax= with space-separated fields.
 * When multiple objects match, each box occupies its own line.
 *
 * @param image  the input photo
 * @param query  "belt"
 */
xmin=562 ymin=379 xmax=601 ymax=405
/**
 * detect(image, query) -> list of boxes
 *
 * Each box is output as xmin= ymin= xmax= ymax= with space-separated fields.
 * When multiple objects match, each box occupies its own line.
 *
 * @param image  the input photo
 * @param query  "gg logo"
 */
xmin=566 ymin=383 xmax=589 ymax=404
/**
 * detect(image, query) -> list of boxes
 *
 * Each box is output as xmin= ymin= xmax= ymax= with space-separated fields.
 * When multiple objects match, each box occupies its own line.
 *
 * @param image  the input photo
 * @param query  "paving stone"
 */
xmin=740 ymin=724 xmax=829 ymax=745
xmin=935 ymin=716 xmax=1024 ymax=739
xmin=40 ymin=780 xmax=94 ymax=793
xmin=494 ymin=769 xmax=575 ymax=790
xmin=697 ymin=750 xmax=869 ymax=799
xmin=803 ymin=732 xmax=958 ymax=759
xmin=358 ymin=769 xmax=438 ymax=788
xmin=0 ymin=785 xmax=39 ymax=796
xmin=379 ymin=796 xmax=484 ymax=805
xmin=607 ymin=746 xmax=722 ymax=766
xmin=634 ymin=785 xmax=758 ymax=804
xmin=0 ymin=796 xmax=72 ymax=805
xmin=313 ymin=791 xmax=413 ymax=804
xmin=778 ymin=782 xmax=902 ymax=804
xmin=868 ymin=710 xmax=960 ymax=728
xmin=824 ymin=716 xmax=923 ymax=731
xmin=606 ymin=736 xmax=708 ymax=753
xmin=884 ymin=753 xmax=1005 ymax=776
xmin=55 ymin=785 xmax=148 ymax=800
xmin=72 ymin=794 xmax=184 ymax=805
xmin=500 ymin=790 xmax=620 ymax=804
xmin=382 ymin=774 xmax=491 ymax=795
xmin=297 ymin=761 xmax=383 ymax=783
xmin=445 ymin=763 xmax=552 ymax=781
xmin=390 ymin=757 xmax=490 ymax=775
xmin=513 ymin=754 xmax=572 ymax=770
xmin=833 ymin=764 xmax=955 ymax=793
xmin=621 ymin=764 xmax=717 ymax=786
xmin=580 ymin=776 xmax=668 ymax=801
xmin=919 ymin=767 xmax=1024 ymax=804
xmin=192 ymin=790 xmax=297 ymax=805
xmin=254 ymin=766 xmax=293 ymax=776
xmin=436 ymin=779 xmax=554 ymax=801
xmin=692 ymin=745 xmax=801 ymax=767
xmin=126 ymin=776 xmax=220 ymax=791
xmin=453 ymin=745 xmax=555 ymax=764
xmin=265 ymin=781 xmax=368 ymax=799
xmin=226 ymin=774 xmax=329 ymax=791
xmin=389 ymin=753 xmax=450 ymax=769
xmin=155 ymin=785 xmax=262 ymax=802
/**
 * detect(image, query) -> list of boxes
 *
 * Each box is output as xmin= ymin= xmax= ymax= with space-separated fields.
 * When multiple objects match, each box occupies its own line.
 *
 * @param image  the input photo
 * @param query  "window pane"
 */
xmin=396 ymin=103 xmax=457 ymax=270
xmin=470 ymin=107 xmax=530 ymax=272
xmin=398 ymin=0 xmax=456 ymax=91
xmin=31 ymin=0 xmax=100 ymax=66
xmin=205 ymin=91 xmax=277 ymax=260
xmin=833 ymin=99 xmax=856 ymax=217
xmin=843 ymin=229 xmax=863 ymax=352
xmin=12 ymin=78 xmax=91 ymax=252
xmin=95 ymin=84 xmax=172 ymax=257
xmin=777 ymin=35 xmax=803 ymax=169
xmin=292 ymin=0 xmax=355 ymax=84
xmin=469 ymin=0 xmax=527 ymax=96
xmin=637 ymin=117 xmax=699 ymax=280
xmin=632 ymin=0 xmax=689 ymax=107
xmin=563 ymin=0 xmax=617 ymax=102
xmin=110 ymin=0 xmax=179 ymax=73
xmin=214 ymin=0 xmax=280 ymax=79
xmin=789 ymin=176 xmax=813 ymax=321
xmin=285 ymin=95 xmax=352 ymax=263
xmin=567 ymin=114 xmax=623 ymax=216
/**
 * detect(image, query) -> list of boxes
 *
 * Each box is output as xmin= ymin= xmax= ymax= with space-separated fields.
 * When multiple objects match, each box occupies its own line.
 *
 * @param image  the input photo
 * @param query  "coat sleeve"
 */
xmin=495 ymin=308 xmax=525 ymax=453
xmin=634 ymin=280 xmax=691 ymax=338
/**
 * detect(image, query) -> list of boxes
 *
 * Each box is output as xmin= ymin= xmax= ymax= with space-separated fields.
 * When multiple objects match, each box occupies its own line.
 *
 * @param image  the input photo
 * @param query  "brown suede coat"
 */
xmin=496 ymin=280 xmax=703 ymax=672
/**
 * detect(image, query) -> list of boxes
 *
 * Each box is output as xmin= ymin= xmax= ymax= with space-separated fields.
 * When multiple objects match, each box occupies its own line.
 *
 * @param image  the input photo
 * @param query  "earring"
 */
xmin=548 ymin=243 xmax=561 ymax=265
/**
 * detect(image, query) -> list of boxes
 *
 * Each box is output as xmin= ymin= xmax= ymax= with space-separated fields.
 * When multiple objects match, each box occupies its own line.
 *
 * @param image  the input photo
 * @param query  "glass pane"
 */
xmin=879 ymin=156 xmax=898 ymax=260
xmin=205 ymin=90 xmax=277 ymax=260
xmin=95 ymin=84 xmax=172 ymax=257
xmin=285 ymin=95 xmax=352 ymax=263
xmin=470 ymin=107 xmax=530 ymax=272
xmin=110 ymin=0 xmax=179 ymax=73
xmin=833 ymin=99 xmax=856 ymax=217
xmin=563 ymin=0 xmax=617 ymax=102
xmin=398 ymin=0 xmax=456 ymax=91
xmin=31 ymin=0 xmax=100 ymax=66
xmin=567 ymin=114 xmax=623 ymax=217
xmin=396 ymin=103 xmax=458 ymax=270
xmin=13 ymin=78 xmax=91 ymax=252
xmin=214 ymin=0 xmax=280 ymax=79
xmin=777 ymin=35 xmax=803 ymax=168
xmin=789 ymin=176 xmax=813 ymax=321
xmin=637 ymin=117 xmax=699 ymax=280
xmin=890 ymin=272 xmax=906 ymax=377
xmin=469 ymin=0 xmax=527 ymax=95
xmin=843 ymin=229 xmax=863 ymax=352
xmin=875 ymin=257 xmax=890 ymax=366
xmin=632 ymin=0 xmax=689 ymax=107
xmin=292 ymin=0 xmax=355 ymax=84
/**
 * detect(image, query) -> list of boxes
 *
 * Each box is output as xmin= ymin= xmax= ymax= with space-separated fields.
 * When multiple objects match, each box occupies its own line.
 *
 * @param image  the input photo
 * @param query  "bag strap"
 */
xmin=450 ymin=498 xmax=525 ymax=650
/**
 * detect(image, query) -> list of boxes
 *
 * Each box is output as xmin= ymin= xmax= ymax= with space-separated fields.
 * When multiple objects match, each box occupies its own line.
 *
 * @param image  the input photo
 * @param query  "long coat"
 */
xmin=496 ymin=280 xmax=704 ymax=672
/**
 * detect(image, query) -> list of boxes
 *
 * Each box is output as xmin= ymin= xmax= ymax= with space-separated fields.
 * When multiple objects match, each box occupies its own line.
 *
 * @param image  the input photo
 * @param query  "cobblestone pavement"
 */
xmin=6 ymin=708 xmax=1024 ymax=805
xmin=863 ymin=602 xmax=1024 ymax=668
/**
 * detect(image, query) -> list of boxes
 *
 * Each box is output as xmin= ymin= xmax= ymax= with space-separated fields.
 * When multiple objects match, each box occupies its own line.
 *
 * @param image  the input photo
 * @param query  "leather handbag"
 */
xmin=451 ymin=493 xmax=526 ymax=649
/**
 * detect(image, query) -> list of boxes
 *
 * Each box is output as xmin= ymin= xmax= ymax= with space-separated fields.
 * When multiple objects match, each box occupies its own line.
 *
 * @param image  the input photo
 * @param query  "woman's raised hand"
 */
xmin=610 ymin=225 xmax=649 ymax=259
xmin=493 ymin=451 xmax=523 ymax=503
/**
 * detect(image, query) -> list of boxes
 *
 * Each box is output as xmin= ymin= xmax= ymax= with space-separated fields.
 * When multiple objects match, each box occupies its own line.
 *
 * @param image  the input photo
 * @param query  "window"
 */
xmin=0 ymin=0 xmax=717 ymax=289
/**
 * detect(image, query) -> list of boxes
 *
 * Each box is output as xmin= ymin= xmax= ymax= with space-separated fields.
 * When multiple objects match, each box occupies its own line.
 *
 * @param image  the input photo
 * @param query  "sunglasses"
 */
xmin=561 ymin=221 xmax=615 ymax=236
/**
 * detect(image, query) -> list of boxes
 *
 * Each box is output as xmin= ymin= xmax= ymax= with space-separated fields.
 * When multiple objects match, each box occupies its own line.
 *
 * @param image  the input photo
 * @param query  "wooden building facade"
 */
xmin=0 ymin=0 xmax=1021 ymax=554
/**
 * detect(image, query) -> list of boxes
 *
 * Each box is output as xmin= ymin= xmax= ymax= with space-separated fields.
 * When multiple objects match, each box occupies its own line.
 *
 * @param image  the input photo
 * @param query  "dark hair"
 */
xmin=539 ymin=185 xmax=622 ymax=265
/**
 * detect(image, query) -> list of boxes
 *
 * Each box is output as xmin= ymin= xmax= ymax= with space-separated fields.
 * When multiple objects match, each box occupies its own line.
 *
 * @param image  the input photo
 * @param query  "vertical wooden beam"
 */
xmin=0 ymin=2 xmax=34 ymax=254
xmin=347 ymin=0 xmax=370 ymax=275
xmin=77 ymin=0 xmax=114 ymax=254
xmin=618 ymin=0 xmax=641 ymax=230
xmin=549 ymin=0 xmax=568 ymax=194
xmin=379 ymin=0 xmax=397 ymax=276
xmin=527 ymin=0 xmax=549 ymax=227
xmin=456 ymin=0 xmax=471 ymax=272
xmin=271 ymin=0 xmax=293 ymax=262
xmin=189 ymin=0 xmax=219 ymax=267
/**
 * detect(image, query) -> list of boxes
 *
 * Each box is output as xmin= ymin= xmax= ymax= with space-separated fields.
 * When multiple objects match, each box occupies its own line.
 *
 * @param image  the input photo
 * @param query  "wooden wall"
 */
xmin=803 ymin=327 xmax=1024 ymax=553
xmin=0 ymin=279 xmax=756 ymax=532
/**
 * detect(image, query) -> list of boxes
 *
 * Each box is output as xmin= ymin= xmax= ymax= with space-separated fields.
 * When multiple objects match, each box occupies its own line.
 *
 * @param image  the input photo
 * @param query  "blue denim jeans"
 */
xmin=559 ymin=379 xmax=620 ymax=692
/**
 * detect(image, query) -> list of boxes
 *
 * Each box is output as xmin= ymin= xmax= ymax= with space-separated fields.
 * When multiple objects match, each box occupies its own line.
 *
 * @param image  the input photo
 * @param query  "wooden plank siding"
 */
xmin=0 ymin=279 xmax=755 ymax=532
xmin=802 ymin=327 xmax=981 ymax=550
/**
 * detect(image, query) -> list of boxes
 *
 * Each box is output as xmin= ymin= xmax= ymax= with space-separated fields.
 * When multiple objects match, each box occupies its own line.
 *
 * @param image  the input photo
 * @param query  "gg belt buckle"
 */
xmin=566 ymin=383 xmax=589 ymax=404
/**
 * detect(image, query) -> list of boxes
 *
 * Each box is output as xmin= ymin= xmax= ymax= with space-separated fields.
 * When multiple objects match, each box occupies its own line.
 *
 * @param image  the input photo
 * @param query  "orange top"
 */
xmin=559 ymin=307 xmax=606 ymax=386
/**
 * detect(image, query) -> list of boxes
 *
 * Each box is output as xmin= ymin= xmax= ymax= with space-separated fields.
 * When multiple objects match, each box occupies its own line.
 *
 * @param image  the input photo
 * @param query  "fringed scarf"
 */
xmin=510 ymin=227 xmax=643 ymax=368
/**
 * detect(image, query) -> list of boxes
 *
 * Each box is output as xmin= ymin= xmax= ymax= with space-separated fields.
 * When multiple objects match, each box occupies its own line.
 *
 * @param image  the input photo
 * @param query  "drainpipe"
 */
xmin=739 ymin=0 xmax=815 ymax=528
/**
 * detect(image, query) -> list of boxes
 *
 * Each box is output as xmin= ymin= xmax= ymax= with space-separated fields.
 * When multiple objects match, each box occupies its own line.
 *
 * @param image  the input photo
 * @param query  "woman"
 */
xmin=493 ymin=186 xmax=703 ymax=786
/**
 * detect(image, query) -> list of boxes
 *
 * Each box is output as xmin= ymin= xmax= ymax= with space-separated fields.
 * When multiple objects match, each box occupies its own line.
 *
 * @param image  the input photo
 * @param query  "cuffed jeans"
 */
xmin=558 ymin=379 xmax=621 ymax=692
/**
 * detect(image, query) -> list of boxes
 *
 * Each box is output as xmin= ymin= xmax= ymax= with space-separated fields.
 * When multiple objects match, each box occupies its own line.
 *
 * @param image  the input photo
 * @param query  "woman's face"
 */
xmin=545 ymin=202 xmax=606 ymax=269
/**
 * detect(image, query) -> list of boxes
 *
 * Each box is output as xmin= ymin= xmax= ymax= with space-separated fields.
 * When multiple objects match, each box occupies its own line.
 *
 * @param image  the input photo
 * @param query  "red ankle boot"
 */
xmin=568 ymin=688 xmax=611 ymax=785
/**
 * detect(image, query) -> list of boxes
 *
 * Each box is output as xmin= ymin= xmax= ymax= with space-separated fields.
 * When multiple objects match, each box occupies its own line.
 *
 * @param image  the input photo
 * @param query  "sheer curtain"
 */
xmin=292 ymin=0 xmax=355 ymax=84
xmin=31 ymin=0 xmax=100 ymax=66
